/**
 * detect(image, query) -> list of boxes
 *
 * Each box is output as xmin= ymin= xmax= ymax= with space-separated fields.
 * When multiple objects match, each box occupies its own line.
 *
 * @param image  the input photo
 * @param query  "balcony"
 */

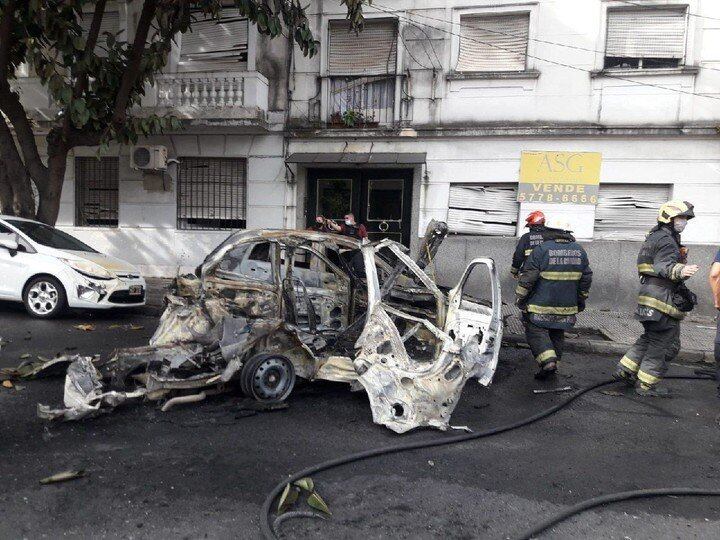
xmin=145 ymin=71 xmax=269 ymax=127
xmin=321 ymin=74 xmax=408 ymax=128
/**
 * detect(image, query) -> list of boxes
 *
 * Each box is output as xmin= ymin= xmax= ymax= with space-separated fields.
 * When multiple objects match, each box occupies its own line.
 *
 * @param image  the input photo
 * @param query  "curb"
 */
xmin=503 ymin=334 xmax=716 ymax=366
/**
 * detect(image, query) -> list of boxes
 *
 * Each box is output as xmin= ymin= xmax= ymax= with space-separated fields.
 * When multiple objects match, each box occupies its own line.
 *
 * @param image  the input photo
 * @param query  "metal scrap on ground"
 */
xmin=35 ymin=222 xmax=504 ymax=433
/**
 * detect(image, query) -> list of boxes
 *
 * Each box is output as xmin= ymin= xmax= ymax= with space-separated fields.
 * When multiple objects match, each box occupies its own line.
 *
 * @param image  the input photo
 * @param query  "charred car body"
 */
xmin=40 ymin=222 xmax=503 ymax=433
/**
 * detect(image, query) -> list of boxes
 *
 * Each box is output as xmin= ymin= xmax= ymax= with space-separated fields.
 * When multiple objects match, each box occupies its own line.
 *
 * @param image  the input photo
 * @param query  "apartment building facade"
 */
xmin=12 ymin=0 xmax=720 ymax=313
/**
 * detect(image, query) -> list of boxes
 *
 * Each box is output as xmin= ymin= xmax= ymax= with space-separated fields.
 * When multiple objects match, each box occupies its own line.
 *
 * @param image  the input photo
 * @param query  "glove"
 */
xmin=577 ymin=298 xmax=586 ymax=312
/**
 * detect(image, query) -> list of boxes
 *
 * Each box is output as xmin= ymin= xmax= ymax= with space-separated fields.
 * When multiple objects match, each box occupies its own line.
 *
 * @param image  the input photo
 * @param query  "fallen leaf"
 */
xmin=19 ymin=353 xmax=30 ymax=359
xmin=40 ymin=470 xmax=86 ymax=485
xmin=277 ymin=484 xmax=300 ymax=515
xmin=294 ymin=477 xmax=314 ymax=492
xmin=2 ymin=380 xmax=13 ymax=389
xmin=108 ymin=324 xmax=122 ymax=329
xmin=73 ymin=324 xmax=95 ymax=332
xmin=307 ymin=491 xmax=331 ymax=516
xmin=129 ymin=324 xmax=144 ymax=331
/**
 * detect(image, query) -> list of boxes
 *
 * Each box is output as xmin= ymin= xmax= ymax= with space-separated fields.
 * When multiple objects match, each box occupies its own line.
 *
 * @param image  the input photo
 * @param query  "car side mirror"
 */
xmin=0 ymin=236 xmax=19 ymax=252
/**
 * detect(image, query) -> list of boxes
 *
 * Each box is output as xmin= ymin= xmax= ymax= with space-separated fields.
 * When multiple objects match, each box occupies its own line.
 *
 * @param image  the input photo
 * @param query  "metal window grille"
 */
xmin=75 ymin=157 xmax=119 ymax=227
xmin=594 ymin=184 xmax=672 ymax=241
xmin=457 ymin=13 xmax=530 ymax=72
xmin=328 ymin=75 xmax=396 ymax=125
xmin=447 ymin=183 xmax=519 ymax=236
xmin=605 ymin=8 xmax=687 ymax=68
xmin=177 ymin=157 xmax=247 ymax=230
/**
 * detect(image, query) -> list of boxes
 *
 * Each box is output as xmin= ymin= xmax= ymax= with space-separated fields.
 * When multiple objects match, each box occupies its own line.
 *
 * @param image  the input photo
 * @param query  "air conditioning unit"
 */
xmin=131 ymin=145 xmax=168 ymax=170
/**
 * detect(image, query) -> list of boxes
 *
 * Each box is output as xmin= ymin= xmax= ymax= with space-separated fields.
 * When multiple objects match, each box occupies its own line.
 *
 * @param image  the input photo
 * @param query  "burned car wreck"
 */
xmin=40 ymin=221 xmax=503 ymax=433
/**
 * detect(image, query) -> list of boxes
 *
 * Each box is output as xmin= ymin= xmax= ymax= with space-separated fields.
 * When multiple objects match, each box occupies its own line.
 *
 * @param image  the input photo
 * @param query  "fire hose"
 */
xmin=260 ymin=373 xmax=716 ymax=539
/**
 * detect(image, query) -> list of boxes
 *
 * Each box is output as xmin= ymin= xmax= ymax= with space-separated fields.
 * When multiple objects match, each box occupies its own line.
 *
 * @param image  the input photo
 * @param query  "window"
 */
xmin=177 ymin=157 xmax=247 ymax=230
xmin=216 ymin=241 xmax=273 ymax=283
xmin=447 ymin=184 xmax=519 ymax=236
xmin=7 ymin=220 xmax=97 ymax=252
xmin=75 ymin=157 xmax=119 ymax=227
xmin=179 ymin=8 xmax=248 ymax=72
xmin=79 ymin=9 xmax=120 ymax=56
xmin=604 ymin=8 xmax=687 ymax=69
xmin=327 ymin=19 xmax=398 ymax=124
xmin=457 ymin=13 xmax=530 ymax=72
xmin=594 ymin=184 xmax=672 ymax=240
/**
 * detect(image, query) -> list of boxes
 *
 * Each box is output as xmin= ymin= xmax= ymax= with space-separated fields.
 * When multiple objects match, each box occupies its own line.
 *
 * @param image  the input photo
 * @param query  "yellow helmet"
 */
xmin=658 ymin=200 xmax=695 ymax=224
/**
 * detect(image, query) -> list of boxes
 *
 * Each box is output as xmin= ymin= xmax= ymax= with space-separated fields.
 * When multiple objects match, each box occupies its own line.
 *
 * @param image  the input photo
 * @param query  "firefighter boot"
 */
xmin=635 ymin=382 xmax=671 ymax=398
xmin=613 ymin=367 xmax=637 ymax=387
xmin=534 ymin=361 xmax=557 ymax=380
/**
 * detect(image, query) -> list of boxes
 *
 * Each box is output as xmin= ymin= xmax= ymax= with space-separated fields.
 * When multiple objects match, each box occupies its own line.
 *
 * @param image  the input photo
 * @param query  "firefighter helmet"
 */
xmin=545 ymin=217 xmax=572 ymax=232
xmin=658 ymin=200 xmax=695 ymax=224
xmin=525 ymin=210 xmax=546 ymax=227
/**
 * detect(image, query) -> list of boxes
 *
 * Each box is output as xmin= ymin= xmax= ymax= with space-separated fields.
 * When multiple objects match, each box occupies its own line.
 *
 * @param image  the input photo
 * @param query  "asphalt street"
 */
xmin=1 ymin=302 xmax=719 ymax=539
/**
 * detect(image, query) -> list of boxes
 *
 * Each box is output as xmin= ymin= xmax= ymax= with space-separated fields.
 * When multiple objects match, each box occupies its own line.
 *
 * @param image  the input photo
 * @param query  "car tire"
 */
xmin=240 ymin=353 xmax=295 ymax=403
xmin=23 ymin=276 xmax=67 ymax=319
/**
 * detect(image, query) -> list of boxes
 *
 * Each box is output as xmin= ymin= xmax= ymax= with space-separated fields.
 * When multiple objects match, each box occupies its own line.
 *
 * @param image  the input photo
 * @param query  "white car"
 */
xmin=0 ymin=216 xmax=146 ymax=318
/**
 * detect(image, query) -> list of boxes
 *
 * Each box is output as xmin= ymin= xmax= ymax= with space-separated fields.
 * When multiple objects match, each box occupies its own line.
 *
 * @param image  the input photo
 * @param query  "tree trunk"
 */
xmin=0 ymin=115 xmax=35 ymax=217
xmin=0 ymin=166 xmax=14 ymax=214
xmin=36 ymin=147 xmax=68 ymax=225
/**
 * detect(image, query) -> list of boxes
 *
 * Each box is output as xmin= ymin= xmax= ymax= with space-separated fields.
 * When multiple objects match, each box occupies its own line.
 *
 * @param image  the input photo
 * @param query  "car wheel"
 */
xmin=23 ymin=276 xmax=66 ymax=318
xmin=240 ymin=353 xmax=295 ymax=403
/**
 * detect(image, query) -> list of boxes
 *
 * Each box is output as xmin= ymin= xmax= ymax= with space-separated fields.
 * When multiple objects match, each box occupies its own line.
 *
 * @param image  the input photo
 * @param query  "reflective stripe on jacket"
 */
xmin=635 ymin=225 xmax=687 ymax=320
xmin=516 ymin=233 xmax=592 ymax=329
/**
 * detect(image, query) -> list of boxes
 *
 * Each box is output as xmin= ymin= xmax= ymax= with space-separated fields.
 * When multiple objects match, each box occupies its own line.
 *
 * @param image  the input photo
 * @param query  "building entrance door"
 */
xmin=307 ymin=169 xmax=413 ymax=245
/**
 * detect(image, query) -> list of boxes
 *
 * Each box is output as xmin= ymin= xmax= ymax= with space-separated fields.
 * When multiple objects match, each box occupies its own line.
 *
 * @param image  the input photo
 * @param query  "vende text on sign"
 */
xmin=518 ymin=151 xmax=602 ymax=205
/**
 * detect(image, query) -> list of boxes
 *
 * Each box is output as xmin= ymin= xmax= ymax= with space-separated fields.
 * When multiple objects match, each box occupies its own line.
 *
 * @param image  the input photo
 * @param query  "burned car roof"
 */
xmin=37 ymin=222 xmax=503 ymax=434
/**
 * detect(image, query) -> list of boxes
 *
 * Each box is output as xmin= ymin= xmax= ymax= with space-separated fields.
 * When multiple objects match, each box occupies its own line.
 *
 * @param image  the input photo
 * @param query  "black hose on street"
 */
xmin=516 ymin=488 xmax=720 ymax=539
xmin=260 ymin=374 xmax=714 ymax=539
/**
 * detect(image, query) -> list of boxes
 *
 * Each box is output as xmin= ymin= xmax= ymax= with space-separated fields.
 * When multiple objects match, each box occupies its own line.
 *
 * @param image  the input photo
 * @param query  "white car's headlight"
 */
xmin=60 ymin=258 xmax=115 ymax=280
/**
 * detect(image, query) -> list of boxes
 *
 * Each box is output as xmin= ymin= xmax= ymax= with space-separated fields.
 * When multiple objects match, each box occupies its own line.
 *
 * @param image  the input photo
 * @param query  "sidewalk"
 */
xmin=142 ymin=278 xmax=717 ymax=365
xmin=503 ymin=305 xmax=717 ymax=365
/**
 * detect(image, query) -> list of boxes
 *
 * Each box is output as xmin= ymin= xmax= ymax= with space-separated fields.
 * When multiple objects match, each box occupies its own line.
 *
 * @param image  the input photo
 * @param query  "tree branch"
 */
xmin=74 ymin=0 xmax=107 ymax=98
xmin=111 ymin=0 xmax=158 ymax=125
xmin=0 ymin=0 xmax=17 ymax=77
xmin=0 ymin=83 xmax=49 ymax=189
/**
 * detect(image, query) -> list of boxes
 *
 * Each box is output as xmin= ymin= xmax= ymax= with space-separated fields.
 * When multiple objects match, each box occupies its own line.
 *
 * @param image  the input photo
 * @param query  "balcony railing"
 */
xmin=146 ymin=70 xmax=269 ymax=122
xmin=328 ymin=75 xmax=398 ymax=126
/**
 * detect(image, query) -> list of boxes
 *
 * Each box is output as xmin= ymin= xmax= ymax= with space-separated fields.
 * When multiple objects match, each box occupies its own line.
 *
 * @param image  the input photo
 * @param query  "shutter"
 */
xmin=79 ymin=10 xmax=120 ymax=55
xmin=447 ymin=184 xmax=519 ymax=236
xmin=179 ymin=9 xmax=249 ymax=71
xmin=606 ymin=9 xmax=687 ymax=59
xmin=328 ymin=19 xmax=397 ymax=76
xmin=594 ymin=184 xmax=672 ymax=241
xmin=457 ymin=13 xmax=529 ymax=72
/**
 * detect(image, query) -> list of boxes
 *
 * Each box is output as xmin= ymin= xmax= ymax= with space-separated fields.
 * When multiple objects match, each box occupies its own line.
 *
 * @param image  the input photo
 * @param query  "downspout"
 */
xmin=282 ymin=28 xmax=296 ymax=229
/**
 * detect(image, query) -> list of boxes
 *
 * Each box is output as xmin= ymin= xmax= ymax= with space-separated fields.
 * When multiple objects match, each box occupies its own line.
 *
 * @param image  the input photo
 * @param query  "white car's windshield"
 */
xmin=6 ymin=220 xmax=98 ymax=253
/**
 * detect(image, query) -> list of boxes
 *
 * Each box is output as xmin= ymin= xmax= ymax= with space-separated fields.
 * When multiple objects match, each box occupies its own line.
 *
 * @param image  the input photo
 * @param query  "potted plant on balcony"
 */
xmin=329 ymin=110 xmax=379 ymax=128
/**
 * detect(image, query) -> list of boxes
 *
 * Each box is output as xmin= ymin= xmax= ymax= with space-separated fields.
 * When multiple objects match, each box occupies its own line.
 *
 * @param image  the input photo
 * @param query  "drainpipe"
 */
xmin=282 ymin=27 xmax=296 ymax=230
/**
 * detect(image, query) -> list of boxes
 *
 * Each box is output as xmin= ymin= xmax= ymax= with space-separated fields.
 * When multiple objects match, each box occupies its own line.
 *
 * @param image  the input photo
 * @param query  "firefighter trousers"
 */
xmin=618 ymin=318 xmax=681 ymax=388
xmin=524 ymin=318 xmax=565 ymax=366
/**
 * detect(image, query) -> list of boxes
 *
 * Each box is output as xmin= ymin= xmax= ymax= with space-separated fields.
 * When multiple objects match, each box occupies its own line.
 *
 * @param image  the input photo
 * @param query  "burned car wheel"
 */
xmin=240 ymin=354 xmax=295 ymax=402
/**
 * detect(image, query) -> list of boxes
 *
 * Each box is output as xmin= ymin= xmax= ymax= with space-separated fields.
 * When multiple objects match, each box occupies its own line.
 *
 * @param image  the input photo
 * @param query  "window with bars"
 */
xmin=457 ymin=13 xmax=530 ymax=72
xmin=327 ymin=18 xmax=398 ymax=124
xmin=604 ymin=8 xmax=688 ymax=69
xmin=594 ymin=184 xmax=672 ymax=240
xmin=177 ymin=157 xmax=247 ymax=230
xmin=179 ymin=7 xmax=248 ymax=72
xmin=447 ymin=184 xmax=520 ymax=236
xmin=75 ymin=157 xmax=119 ymax=227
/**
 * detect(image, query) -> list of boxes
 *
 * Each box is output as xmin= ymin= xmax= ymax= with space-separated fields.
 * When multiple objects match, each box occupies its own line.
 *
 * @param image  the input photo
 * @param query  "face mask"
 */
xmin=673 ymin=218 xmax=687 ymax=233
xmin=345 ymin=219 xmax=353 ymax=226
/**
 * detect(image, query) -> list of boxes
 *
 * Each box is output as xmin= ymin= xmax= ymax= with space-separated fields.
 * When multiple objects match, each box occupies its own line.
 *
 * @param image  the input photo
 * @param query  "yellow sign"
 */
xmin=518 ymin=151 xmax=602 ymax=205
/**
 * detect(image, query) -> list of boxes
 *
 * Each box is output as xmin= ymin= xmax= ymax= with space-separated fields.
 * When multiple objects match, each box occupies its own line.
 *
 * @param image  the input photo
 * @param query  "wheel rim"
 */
xmin=251 ymin=357 xmax=294 ymax=401
xmin=28 ymin=281 xmax=59 ymax=315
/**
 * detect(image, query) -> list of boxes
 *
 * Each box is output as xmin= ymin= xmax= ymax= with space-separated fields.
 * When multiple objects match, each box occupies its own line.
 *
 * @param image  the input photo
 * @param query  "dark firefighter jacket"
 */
xmin=511 ymin=225 xmax=550 ymax=276
xmin=516 ymin=231 xmax=593 ymax=330
xmin=635 ymin=224 xmax=689 ymax=321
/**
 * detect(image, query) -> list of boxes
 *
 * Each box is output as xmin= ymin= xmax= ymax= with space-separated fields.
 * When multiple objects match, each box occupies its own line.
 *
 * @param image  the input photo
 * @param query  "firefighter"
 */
xmin=511 ymin=211 xmax=550 ymax=278
xmin=614 ymin=200 xmax=698 ymax=397
xmin=515 ymin=217 xmax=592 ymax=379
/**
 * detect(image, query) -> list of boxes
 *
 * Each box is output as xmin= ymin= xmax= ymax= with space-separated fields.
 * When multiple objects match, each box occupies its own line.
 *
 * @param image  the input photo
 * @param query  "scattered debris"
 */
xmin=450 ymin=425 xmax=473 ymax=432
xmin=428 ymin=460 xmax=435 ymax=467
xmin=2 ymin=380 xmax=14 ymax=389
xmin=533 ymin=386 xmax=573 ymax=395
xmin=600 ymin=389 xmax=624 ymax=397
xmin=37 ymin=224 xmax=504 ymax=433
xmin=73 ymin=324 xmax=95 ymax=332
xmin=40 ymin=470 xmax=86 ymax=485
xmin=19 ymin=353 xmax=30 ymax=359
xmin=0 ymin=355 xmax=77 ymax=381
